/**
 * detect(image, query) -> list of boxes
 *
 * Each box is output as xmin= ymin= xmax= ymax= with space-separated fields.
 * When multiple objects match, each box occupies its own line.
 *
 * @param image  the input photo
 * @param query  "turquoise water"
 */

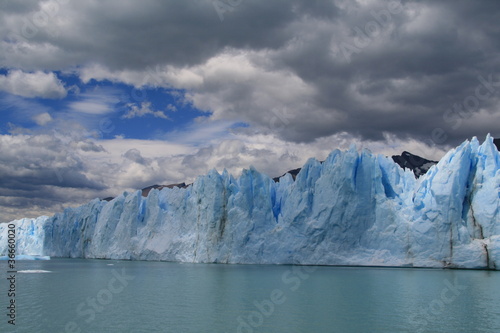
xmin=1 ymin=259 xmax=499 ymax=332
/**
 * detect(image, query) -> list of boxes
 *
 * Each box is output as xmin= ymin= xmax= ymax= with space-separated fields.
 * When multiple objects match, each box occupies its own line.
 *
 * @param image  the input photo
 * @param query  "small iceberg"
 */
xmin=0 ymin=255 xmax=50 ymax=260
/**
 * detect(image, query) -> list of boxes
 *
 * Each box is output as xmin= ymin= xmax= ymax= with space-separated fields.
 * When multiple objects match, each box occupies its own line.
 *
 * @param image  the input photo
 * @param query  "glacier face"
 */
xmin=1 ymin=136 xmax=499 ymax=269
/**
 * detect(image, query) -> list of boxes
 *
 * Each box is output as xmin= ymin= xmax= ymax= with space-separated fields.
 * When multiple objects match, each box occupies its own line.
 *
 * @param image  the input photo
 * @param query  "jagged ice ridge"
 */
xmin=1 ymin=136 xmax=499 ymax=269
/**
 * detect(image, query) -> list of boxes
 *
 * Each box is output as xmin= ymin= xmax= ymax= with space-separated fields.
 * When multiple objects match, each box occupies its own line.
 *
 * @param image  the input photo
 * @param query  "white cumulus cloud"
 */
xmin=0 ymin=70 xmax=67 ymax=99
xmin=122 ymin=102 xmax=169 ymax=119
xmin=32 ymin=112 xmax=53 ymax=126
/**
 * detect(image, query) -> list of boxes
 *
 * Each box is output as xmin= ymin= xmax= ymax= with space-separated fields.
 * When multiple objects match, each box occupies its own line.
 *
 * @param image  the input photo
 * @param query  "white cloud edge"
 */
xmin=0 ymin=70 xmax=67 ymax=99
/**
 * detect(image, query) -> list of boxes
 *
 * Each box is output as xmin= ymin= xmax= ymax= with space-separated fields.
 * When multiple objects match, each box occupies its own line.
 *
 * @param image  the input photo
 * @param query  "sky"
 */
xmin=1 ymin=0 xmax=500 ymax=222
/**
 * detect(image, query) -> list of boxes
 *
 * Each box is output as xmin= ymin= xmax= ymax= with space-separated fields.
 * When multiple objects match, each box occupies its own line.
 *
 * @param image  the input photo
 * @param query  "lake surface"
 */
xmin=1 ymin=259 xmax=499 ymax=332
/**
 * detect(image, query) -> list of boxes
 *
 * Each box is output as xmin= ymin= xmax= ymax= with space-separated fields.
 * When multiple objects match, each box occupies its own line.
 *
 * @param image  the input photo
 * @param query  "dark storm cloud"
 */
xmin=2 ymin=0 xmax=500 ymax=146
xmin=0 ymin=134 xmax=105 ymax=191
xmin=265 ymin=0 xmax=500 ymax=144
xmin=2 ymin=0 xmax=304 ymax=69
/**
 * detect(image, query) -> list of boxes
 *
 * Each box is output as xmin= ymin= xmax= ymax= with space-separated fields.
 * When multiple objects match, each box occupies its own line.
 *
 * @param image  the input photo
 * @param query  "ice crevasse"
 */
xmin=1 ymin=135 xmax=499 ymax=269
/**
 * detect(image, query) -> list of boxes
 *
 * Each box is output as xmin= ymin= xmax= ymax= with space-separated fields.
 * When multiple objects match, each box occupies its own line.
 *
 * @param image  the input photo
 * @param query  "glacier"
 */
xmin=1 ymin=135 xmax=499 ymax=269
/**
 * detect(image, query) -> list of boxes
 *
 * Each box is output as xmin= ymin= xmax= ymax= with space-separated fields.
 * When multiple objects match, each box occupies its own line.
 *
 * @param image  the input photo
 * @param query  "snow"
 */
xmin=1 ymin=136 xmax=499 ymax=269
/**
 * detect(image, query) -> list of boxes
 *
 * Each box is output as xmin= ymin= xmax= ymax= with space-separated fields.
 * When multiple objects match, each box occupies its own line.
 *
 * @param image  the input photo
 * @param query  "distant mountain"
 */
xmin=391 ymin=151 xmax=437 ymax=177
xmin=272 ymin=167 xmax=302 ymax=182
xmin=392 ymin=138 xmax=500 ymax=177
xmin=270 ymin=151 xmax=438 ymax=182
xmin=141 ymin=183 xmax=188 ymax=197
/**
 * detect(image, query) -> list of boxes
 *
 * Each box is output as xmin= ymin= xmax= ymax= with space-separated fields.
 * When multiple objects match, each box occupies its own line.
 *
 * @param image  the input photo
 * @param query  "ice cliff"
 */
xmin=1 ymin=136 xmax=499 ymax=269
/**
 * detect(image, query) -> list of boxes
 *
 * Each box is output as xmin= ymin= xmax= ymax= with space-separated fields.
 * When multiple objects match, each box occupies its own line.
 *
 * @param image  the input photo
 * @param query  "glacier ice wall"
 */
xmin=1 ymin=136 xmax=499 ymax=269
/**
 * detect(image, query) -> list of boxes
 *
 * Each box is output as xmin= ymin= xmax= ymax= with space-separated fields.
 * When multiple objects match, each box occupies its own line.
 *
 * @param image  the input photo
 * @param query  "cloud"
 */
xmin=175 ymin=51 xmax=327 ymax=142
xmin=0 ymin=94 xmax=53 ymax=127
xmin=122 ymin=102 xmax=169 ymax=119
xmin=32 ymin=112 xmax=53 ymax=125
xmin=68 ymin=90 xmax=119 ymax=115
xmin=0 ymin=134 xmax=104 ymax=190
xmin=123 ymin=148 xmax=148 ymax=165
xmin=160 ymin=118 xmax=238 ymax=146
xmin=0 ymin=132 xmax=108 ymax=222
xmin=0 ymin=70 xmax=66 ymax=99
xmin=7 ymin=0 xmax=492 ymax=146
